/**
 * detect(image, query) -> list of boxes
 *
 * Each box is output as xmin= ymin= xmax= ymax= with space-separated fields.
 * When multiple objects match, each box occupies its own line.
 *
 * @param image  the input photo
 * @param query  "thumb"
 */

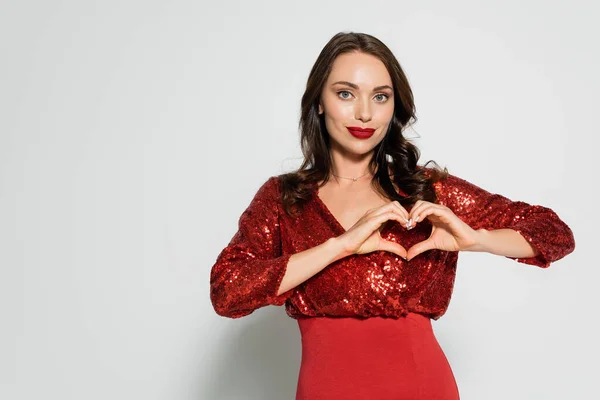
xmin=379 ymin=240 xmax=408 ymax=260
xmin=407 ymin=238 xmax=436 ymax=261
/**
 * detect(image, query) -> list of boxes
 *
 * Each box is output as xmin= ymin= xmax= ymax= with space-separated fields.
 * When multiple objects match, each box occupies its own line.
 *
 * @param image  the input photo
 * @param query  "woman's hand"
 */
xmin=338 ymin=201 xmax=411 ymax=259
xmin=405 ymin=200 xmax=480 ymax=261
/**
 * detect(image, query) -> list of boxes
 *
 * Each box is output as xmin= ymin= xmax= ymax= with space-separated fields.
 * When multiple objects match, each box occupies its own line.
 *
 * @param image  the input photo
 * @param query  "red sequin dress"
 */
xmin=209 ymin=169 xmax=575 ymax=399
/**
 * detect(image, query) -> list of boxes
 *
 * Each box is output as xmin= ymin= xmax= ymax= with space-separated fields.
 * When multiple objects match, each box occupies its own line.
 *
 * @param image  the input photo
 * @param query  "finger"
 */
xmin=378 ymin=239 xmax=408 ymax=259
xmin=411 ymin=204 xmax=447 ymax=225
xmin=408 ymin=200 xmax=431 ymax=222
xmin=370 ymin=201 xmax=409 ymax=223
xmin=370 ymin=211 xmax=409 ymax=232
xmin=409 ymin=203 xmax=431 ymax=225
xmin=406 ymin=238 xmax=436 ymax=261
xmin=390 ymin=200 xmax=410 ymax=221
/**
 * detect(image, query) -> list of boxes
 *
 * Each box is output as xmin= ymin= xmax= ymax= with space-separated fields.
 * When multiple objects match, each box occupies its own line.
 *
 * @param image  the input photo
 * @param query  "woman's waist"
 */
xmin=296 ymin=313 xmax=441 ymax=373
xmin=296 ymin=312 xmax=433 ymax=346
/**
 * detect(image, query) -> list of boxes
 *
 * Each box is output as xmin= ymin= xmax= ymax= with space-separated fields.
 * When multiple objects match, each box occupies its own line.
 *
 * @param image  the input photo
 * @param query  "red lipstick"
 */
xmin=346 ymin=126 xmax=375 ymax=139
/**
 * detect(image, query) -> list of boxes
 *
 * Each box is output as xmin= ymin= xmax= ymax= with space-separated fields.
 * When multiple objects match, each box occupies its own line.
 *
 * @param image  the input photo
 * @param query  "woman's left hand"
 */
xmin=405 ymin=200 xmax=481 ymax=261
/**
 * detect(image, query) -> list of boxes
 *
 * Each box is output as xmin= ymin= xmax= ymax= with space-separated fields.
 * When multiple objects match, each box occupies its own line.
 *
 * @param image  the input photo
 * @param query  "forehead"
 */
xmin=327 ymin=52 xmax=392 ymax=87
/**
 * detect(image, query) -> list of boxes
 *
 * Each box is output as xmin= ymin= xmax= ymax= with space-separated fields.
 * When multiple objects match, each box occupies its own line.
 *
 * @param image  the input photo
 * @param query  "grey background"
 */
xmin=1 ymin=0 xmax=598 ymax=399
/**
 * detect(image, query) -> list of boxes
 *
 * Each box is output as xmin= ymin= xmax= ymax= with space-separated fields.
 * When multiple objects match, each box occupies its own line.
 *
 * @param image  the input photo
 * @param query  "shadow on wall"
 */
xmin=202 ymin=307 xmax=302 ymax=399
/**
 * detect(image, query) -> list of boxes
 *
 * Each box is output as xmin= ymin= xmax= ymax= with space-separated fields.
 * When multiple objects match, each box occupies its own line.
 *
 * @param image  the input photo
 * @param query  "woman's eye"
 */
xmin=375 ymin=93 xmax=389 ymax=102
xmin=337 ymin=91 xmax=389 ymax=102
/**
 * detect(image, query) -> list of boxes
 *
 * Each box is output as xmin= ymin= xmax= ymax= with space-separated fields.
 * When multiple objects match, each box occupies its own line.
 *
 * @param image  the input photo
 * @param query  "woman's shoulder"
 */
xmin=241 ymin=175 xmax=282 ymax=207
xmin=256 ymin=175 xmax=281 ymax=196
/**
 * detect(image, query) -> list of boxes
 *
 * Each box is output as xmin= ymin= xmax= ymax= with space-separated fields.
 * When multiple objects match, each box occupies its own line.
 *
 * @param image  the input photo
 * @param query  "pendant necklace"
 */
xmin=331 ymin=170 xmax=370 ymax=182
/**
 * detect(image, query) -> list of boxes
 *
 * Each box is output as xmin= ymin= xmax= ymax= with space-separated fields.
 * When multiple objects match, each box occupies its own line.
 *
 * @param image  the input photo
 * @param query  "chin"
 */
xmin=345 ymin=143 xmax=377 ymax=156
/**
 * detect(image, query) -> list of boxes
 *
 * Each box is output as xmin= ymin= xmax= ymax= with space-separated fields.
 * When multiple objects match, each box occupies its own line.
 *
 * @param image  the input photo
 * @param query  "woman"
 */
xmin=209 ymin=32 xmax=575 ymax=399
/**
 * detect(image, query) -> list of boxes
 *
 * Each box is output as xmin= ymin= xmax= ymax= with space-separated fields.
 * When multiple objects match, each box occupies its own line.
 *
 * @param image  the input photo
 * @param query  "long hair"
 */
xmin=279 ymin=31 xmax=448 ymax=217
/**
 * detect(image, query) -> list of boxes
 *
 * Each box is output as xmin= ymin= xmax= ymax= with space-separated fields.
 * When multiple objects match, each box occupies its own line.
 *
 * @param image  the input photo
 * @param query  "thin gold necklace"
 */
xmin=331 ymin=170 xmax=371 ymax=182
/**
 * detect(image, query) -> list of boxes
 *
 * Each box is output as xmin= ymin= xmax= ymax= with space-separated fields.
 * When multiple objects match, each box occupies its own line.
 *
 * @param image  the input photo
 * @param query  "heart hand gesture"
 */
xmin=404 ymin=200 xmax=480 ymax=260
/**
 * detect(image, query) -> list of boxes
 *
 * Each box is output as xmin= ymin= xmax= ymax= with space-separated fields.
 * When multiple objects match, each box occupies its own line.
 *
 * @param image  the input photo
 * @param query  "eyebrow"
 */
xmin=331 ymin=81 xmax=393 ymax=92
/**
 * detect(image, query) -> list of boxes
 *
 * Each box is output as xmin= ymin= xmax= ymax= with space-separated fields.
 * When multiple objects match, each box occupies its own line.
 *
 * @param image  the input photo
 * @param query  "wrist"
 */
xmin=464 ymin=228 xmax=490 ymax=252
xmin=326 ymin=236 xmax=353 ymax=262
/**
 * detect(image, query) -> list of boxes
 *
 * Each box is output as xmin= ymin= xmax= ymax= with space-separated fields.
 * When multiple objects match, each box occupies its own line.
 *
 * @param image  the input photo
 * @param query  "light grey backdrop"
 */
xmin=1 ymin=1 xmax=597 ymax=399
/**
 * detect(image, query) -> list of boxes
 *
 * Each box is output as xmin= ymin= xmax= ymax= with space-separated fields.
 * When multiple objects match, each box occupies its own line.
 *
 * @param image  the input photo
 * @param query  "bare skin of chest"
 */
xmin=316 ymin=182 xmax=393 ymax=232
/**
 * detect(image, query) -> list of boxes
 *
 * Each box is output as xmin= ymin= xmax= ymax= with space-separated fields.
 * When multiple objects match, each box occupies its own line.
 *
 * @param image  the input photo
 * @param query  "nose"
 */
xmin=354 ymin=97 xmax=372 ymax=123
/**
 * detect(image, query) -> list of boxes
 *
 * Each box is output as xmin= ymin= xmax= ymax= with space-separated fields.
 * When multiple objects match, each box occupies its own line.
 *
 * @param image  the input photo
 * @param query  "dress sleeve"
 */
xmin=209 ymin=176 xmax=294 ymax=318
xmin=435 ymin=172 xmax=576 ymax=268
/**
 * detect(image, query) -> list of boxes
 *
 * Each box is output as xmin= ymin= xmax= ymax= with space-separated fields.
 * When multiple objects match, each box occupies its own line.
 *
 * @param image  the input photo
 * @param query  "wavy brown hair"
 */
xmin=279 ymin=31 xmax=448 ymax=217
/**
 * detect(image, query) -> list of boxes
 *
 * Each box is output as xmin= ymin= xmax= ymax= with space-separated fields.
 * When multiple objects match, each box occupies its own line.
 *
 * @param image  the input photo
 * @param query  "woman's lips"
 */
xmin=346 ymin=126 xmax=375 ymax=139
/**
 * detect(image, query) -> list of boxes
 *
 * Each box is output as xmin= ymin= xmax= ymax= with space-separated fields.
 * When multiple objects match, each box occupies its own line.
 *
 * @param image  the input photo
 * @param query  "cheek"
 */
xmin=377 ymin=102 xmax=395 ymax=119
xmin=325 ymin=102 xmax=354 ymax=123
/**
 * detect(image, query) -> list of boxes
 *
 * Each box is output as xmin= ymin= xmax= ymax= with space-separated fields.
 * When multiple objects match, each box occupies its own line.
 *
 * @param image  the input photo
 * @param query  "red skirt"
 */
xmin=295 ymin=313 xmax=460 ymax=399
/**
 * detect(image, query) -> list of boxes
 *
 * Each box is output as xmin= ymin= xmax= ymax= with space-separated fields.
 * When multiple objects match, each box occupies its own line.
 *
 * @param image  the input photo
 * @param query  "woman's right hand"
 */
xmin=338 ymin=201 xmax=411 ymax=259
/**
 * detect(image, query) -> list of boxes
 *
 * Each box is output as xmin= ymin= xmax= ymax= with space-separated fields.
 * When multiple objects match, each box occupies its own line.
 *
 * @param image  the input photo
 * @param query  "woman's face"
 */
xmin=319 ymin=51 xmax=395 ymax=158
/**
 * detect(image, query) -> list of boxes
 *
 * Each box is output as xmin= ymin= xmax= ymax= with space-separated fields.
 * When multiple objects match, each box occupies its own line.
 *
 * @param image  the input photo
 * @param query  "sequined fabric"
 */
xmin=209 ymin=170 xmax=575 ymax=320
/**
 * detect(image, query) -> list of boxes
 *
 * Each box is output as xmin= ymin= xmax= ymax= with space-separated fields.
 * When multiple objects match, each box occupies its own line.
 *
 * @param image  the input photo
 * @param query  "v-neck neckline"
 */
xmin=310 ymin=180 xmax=406 ymax=236
xmin=311 ymin=182 xmax=348 ymax=235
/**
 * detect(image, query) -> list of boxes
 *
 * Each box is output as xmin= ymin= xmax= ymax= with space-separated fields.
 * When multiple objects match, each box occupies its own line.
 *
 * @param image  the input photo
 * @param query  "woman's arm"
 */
xmin=436 ymin=172 xmax=576 ymax=267
xmin=467 ymin=228 xmax=541 ymax=258
xmin=209 ymin=176 xmax=348 ymax=319
xmin=276 ymin=237 xmax=347 ymax=296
